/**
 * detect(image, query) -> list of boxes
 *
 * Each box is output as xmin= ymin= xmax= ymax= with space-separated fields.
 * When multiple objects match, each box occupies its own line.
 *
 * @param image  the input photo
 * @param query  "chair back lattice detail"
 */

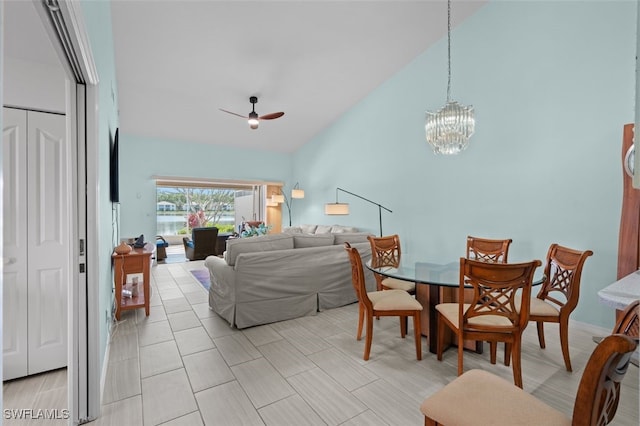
xmin=368 ymin=235 xmax=401 ymax=268
xmin=536 ymin=244 xmax=593 ymax=310
xmin=614 ymin=300 xmax=639 ymax=338
xmin=572 ymin=334 xmax=638 ymax=425
xmin=461 ymin=258 xmax=540 ymax=333
xmin=466 ymin=236 xmax=512 ymax=264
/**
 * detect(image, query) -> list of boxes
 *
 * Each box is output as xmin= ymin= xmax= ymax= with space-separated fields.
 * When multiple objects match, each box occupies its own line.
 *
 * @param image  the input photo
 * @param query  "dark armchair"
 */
xmin=182 ymin=227 xmax=219 ymax=261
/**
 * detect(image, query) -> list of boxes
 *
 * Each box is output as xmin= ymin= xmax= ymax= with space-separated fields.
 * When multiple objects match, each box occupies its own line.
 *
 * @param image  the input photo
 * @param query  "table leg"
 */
xmin=416 ymin=284 xmax=482 ymax=354
xmin=415 ymin=284 xmax=443 ymax=354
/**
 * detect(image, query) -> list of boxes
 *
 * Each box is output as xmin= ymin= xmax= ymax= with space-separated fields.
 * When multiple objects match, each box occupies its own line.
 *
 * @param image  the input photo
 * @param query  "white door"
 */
xmin=26 ymin=110 xmax=68 ymax=374
xmin=2 ymin=108 xmax=68 ymax=380
xmin=3 ymin=108 xmax=29 ymax=379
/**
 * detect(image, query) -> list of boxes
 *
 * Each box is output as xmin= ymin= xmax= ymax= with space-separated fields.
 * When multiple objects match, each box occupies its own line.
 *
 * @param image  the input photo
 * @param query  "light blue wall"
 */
xmin=118 ymin=136 xmax=291 ymax=240
xmin=293 ymin=1 xmax=637 ymax=330
xmin=81 ymin=0 xmax=120 ymax=372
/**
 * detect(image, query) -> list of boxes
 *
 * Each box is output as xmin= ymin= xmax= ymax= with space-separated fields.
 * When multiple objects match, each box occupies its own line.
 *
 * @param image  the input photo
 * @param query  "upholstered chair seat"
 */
xmin=368 ymin=289 xmax=423 ymax=311
xmin=420 ymin=369 xmax=571 ymax=426
xmin=437 ymin=303 xmax=514 ymax=328
xmin=381 ymin=277 xmax=416 ymax=292
xmin=519 ymin=294 xmax=560 ymax=317
xmin=421 ymin=334 xmax=637 ymax=426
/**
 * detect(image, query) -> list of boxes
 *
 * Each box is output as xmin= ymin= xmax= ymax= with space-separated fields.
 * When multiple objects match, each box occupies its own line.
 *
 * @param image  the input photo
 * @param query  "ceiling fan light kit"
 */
xmin=220 ymin=96 xmax=284 ymax=130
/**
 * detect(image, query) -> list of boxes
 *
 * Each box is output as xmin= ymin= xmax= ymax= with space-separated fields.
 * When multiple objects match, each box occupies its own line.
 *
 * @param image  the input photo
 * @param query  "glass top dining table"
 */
xmin=364 ymin=257 xmax=546 ymax=353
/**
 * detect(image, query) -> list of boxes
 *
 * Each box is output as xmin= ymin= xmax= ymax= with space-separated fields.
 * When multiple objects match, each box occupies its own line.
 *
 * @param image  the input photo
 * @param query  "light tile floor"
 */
xmin=4 ymin=260 xmax=639 ymax=425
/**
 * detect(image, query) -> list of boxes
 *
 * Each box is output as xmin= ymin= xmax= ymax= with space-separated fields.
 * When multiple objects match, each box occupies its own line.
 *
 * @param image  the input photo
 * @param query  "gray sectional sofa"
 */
xmin=205 ymin=228 xmax=376 ymax=328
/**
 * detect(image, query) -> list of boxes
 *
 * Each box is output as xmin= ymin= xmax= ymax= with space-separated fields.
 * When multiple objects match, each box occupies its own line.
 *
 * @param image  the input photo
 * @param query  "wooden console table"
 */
xmin=112 ymin=246 xmax=153 ymax=320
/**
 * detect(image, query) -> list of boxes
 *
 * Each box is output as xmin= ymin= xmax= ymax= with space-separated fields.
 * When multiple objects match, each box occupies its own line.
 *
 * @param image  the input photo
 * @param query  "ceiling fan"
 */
xmin=220 ymin=96 xmax=284 ymax=129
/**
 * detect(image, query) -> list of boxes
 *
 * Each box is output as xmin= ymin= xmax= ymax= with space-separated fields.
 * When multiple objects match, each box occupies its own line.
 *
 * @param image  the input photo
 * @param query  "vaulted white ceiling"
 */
xmin=6 ymin=0 xmax=487 ymax=153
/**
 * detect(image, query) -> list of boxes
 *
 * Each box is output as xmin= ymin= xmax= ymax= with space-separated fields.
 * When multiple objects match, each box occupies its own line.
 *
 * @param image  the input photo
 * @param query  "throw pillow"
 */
xmin=299 ymin=224 xmax=318 ymax=234
xmin=282 ymin=226 xmax=303 ymax=234
xmin=330 ymin=225 xmax=358 ymax=233
xmin=225 ymin=233 xmax=294 ymax=266
xmin=314 ymin=225 xmax=333 ymax=234
xmin=293 ymin=234 xmax=335 ymax=248
xmin=333 ymin=232 xmax=373 ymax=245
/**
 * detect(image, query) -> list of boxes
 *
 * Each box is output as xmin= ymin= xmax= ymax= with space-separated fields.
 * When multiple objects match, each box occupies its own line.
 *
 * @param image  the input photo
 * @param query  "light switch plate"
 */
xmin=126 ymin=273 xmax=144 ymax=284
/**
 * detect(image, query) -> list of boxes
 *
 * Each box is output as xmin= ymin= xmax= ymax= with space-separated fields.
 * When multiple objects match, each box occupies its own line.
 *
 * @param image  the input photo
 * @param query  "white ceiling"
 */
xmin=5 ymin=0 xmax=487 ymax=153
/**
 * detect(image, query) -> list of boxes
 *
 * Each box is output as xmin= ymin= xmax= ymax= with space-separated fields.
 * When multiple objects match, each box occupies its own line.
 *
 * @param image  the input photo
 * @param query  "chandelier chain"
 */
xmin=447 ymin=0 xmax=451 ymax=102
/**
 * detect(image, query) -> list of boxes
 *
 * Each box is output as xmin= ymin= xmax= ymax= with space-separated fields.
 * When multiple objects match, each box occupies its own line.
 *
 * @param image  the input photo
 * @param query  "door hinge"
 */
xmin=79 ymin=263 xmax=85 ymax=273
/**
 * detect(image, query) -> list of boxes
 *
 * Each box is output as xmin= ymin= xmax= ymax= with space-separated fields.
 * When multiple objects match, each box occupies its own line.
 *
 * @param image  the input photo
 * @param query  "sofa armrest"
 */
xmin=205 ymin=255 xmax=238 ymax=325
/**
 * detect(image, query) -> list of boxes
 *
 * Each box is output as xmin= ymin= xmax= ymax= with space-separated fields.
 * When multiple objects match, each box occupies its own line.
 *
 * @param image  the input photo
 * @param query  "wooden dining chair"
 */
xmin=367 ymin=234 xmax=415 ymax=294
xmin=344 ymin=242 xmax=423 ymax=361
xmin=527 ymin=244 xmax=593 ymax=372
xmin=465 ymin=235 xmax=513 ymax=357
xmin=613 ymin=299 xmax=639 ymax=338
xmin=466 ymin=235 xmax=512 ymax=263
xmin=435 ymin=257 xmax=541 ymax=388
xmin=420 ymin=333 xmax=638 ymax=426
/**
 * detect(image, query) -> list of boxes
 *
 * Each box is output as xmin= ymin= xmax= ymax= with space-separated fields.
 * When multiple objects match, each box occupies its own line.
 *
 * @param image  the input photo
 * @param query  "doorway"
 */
xmin=2 ymin=0 xmax=100 ymax=423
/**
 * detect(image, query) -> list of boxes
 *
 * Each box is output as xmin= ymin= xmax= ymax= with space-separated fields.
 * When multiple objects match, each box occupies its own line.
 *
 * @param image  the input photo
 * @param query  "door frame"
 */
xmin=30 ymin=0 xmax=101 ymax=422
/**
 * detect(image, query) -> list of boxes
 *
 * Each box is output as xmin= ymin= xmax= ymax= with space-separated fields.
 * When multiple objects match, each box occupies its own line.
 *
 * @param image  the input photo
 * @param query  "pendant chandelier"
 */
xmin=425 ymin=0 xmax=475 ymax=155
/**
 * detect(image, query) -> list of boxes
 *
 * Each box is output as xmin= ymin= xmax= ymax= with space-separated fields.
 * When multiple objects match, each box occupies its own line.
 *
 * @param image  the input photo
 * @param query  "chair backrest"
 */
xmin=192 ymin=227 xmax=219 ymax=257
xmin=572 ymin=333 xmax=638 ymax=426
xmin=460 ymin=257 xmax=541 ymax=332
xmin=367 ymin=234 xmax=401 ymax=268
xmin=466 ymin=236 xmax=512 ymax=263
xmin=537 ymin=244 xmax=593 ymax=311
xmin=345 ymin=242 xmax=373 ymax=312
xmin=613 ymin=300 xmax=639 ymax=338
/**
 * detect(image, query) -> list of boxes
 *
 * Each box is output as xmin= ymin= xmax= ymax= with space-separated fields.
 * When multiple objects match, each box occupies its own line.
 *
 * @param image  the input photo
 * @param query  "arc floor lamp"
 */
xmin=324 ymin=187 xmax=392 ymax=237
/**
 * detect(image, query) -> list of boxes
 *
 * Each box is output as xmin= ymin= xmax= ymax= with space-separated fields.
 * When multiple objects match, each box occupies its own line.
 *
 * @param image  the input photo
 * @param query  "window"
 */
xmin=155 ymin=177 xmax=274 ymax=237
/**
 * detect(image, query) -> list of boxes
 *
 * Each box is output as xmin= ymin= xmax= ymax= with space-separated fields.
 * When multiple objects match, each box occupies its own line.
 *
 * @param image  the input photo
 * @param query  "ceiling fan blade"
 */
xmin=219 ymin=108 xmax=249 ymax=119
xmin=259 ymin=112 xmax=285 ymax=120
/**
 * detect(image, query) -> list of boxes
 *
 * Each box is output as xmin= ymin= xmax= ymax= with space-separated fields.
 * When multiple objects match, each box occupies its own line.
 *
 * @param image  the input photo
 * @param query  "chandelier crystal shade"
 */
xmin=426 ymin=101 xmax=475 ymax=154
xmin=426 ymin=0 xmax=475 ymax=155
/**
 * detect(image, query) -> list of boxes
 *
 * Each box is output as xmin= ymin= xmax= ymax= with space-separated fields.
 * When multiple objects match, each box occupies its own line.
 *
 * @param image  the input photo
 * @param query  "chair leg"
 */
xmin=536 ymin=321 xmax=546 ymax=348
xmin=504 ymin=342 xmax=512 ymax=366
xmin=425 ymin=416 xmax=439 ymax=426
xmin=457 ymin=331 xmax=464 ymax=376
xmin=490 ymin=341 xmax=497 ymax=364
xmin=364 ymin=312 xmax=374 ymax=361
xmin=559 ymin=319 xmax=572 ymax=372
xmin=436 ymin=313 xmax=445 ymax=361
xmin=358 ymin=304 xmax=364 ymax=338
xmin=413 ymin=312 xmax=422 ymax=361
xmin=511 ymin=337 xmax=523 ymax=388
xmin=399 ymin=316 xmax=407 ymax=338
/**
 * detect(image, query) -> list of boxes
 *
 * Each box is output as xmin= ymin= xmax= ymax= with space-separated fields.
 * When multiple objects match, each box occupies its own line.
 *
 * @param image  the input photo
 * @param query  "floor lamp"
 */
xmin=324 ymin=187 xmax=392 ymax=236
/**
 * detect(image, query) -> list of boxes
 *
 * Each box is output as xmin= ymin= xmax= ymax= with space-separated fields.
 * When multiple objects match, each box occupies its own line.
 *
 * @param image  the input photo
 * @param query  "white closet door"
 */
xmin=26 ymin=110 xmax=68 ymax=375
xmin=2 ymin=108 xmax=29 ymax=380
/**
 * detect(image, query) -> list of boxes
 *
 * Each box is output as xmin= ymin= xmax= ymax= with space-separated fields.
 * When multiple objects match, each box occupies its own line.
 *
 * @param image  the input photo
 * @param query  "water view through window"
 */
xmin=156 ymin=186 xmax=238 ymax=236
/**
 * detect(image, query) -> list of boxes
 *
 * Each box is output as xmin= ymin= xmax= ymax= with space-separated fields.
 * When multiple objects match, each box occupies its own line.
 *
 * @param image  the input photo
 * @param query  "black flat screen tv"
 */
xmin=110 ymin=128 xmax=119 ymax=203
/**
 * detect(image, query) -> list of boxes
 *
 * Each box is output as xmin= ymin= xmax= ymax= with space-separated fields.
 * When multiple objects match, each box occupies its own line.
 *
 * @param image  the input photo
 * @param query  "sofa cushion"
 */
xmin=315 ymin=225 xmax=333 ymax=234
xmin=330 ymin=225 xmax=358 ymax=233
xmin=226 ymin=234 xmax=294 ymax=266
xmin=333 ymin=232 xmax=373 ymax=245
xmin=299 ymin=224 xmax=318 ymax=234
xmin=293 ymin=234 xmax=335 ymax=248
xmin=282 ymin=226 xmax=303 ymax=234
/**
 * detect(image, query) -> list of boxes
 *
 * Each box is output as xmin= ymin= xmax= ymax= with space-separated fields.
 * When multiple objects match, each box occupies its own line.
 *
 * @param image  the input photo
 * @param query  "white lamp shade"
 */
xmin=325 ymin=203 xmax=349 ymax=215
xmin=291 ymin=188 xmax=305 ymax=199
xmin=271 ymin=194 xmax=285 ymax=203
xmin=266 ymin=200 xmax=278 ymax=207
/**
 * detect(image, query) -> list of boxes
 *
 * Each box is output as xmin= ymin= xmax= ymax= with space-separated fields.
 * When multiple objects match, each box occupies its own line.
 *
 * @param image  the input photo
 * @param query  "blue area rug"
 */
xmin=191 ymin=269 xmax=210 ymax=291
